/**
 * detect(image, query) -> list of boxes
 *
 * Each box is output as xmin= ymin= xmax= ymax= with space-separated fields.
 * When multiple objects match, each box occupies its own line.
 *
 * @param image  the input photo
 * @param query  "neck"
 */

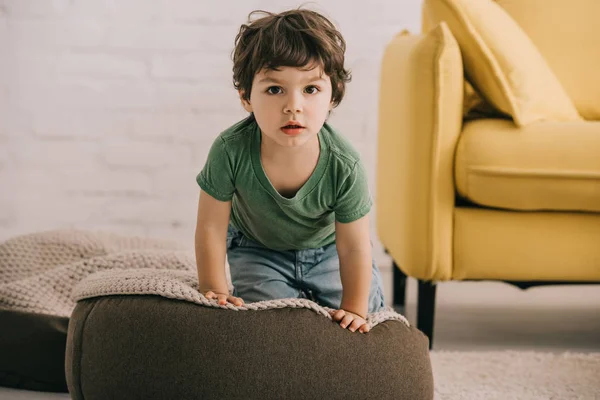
xmin=260 ymin=133 xmax=319 ymax=162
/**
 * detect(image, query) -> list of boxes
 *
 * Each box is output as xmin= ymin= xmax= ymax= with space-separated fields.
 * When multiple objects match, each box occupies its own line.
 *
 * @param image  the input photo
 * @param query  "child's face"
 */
xmin=240 ymin=64 xmax=334 ymax=148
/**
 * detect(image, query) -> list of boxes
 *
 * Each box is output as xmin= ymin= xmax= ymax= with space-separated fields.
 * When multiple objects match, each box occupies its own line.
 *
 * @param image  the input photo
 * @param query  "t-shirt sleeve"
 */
xmin=196 ymin=137 xmax=235 ymax=201
xmin=334 ymin=160 xmax=373 ymax=223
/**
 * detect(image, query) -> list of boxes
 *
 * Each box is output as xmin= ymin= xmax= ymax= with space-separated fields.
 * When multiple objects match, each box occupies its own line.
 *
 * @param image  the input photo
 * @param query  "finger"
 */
xmin=228 ymin=296 xmax=244 ymax=306
xmin=339 ymin=314 xmax=354 ymax=329
xmin=348 ymin=318 xmax=365 ymax=333
xmin=359 ymin=323 xmax=370 ymax=334
xmin=332 ymin=309 xmax=345 ymax=322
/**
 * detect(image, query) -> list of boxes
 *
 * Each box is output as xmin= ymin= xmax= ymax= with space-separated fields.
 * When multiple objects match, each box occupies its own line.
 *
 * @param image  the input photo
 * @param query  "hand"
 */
xmin=203 ymin=290 xmax=244 ymax=306
xmin=330 ymin=309 xmax=370 ymax=333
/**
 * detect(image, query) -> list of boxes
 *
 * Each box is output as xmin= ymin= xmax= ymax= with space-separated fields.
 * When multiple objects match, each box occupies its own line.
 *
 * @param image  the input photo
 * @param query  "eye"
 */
xmin=266 ymin=86 xmax=282 ymax=95
xmin=304 ymin=85 xmax=320 ymax=94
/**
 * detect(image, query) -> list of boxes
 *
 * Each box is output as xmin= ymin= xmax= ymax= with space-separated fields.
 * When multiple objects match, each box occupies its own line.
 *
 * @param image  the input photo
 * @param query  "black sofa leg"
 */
xmin=392 ymin=261 xmax=407 ymax=314
xmin=417 ymin=280 xmax=437 ymax=350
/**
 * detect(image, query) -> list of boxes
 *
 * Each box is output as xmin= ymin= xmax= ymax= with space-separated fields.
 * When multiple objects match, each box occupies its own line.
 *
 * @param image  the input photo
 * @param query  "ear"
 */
xmin=239 ymin=90 xmax=253 ymax=113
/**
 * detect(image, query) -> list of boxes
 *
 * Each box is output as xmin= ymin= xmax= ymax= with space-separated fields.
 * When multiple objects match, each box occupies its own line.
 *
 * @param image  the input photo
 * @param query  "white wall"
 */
xmin=0 ymin=0 xmax=422 ymax=265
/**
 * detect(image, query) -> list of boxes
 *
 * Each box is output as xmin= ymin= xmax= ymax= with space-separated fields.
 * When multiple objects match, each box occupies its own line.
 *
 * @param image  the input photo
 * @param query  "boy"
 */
xmin=195 ymin=8 xmax=385 ymax=334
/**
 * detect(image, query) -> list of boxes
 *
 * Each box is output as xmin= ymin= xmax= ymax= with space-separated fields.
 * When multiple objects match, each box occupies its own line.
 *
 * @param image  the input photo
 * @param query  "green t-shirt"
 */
xmin=197 ymin=115 xmax=372 ymax=251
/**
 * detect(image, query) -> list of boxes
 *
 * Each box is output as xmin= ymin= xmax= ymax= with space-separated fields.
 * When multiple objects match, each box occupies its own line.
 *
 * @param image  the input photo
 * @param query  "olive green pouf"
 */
xmin=66 ymin=294 xmax=433 ymax=400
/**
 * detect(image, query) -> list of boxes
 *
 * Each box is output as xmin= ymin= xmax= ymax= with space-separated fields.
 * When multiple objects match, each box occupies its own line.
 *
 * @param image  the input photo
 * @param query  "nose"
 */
xmin=283 ymin=91 xmax=303 ymax=114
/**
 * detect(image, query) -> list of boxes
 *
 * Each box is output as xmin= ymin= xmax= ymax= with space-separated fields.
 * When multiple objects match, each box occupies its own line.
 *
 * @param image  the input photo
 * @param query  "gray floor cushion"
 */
xmin=66 ymin=294 xmax=433 ymax=400
xmin=0 ymin=229 xmax=192 ymax=393
xmin=0 ymin=309 xmax=68 ymax=392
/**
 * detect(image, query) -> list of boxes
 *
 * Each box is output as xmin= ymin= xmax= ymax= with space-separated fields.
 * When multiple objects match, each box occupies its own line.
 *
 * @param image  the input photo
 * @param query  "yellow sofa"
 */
xmin=376 ymin=0 xmax=600 ymax=348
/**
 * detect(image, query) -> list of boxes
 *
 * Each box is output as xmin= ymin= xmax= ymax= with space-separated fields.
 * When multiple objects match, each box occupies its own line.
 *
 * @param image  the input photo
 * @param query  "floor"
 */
xmin=0 ymin=388 xmax=68 ymax=400
xmin=379 ymin=265 xmax=600 ymax=353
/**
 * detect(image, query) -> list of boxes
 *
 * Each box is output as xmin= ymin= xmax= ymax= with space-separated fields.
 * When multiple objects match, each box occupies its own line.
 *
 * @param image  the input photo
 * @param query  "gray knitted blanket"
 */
xmin=0 ymin=229 xmax=408 ymax=328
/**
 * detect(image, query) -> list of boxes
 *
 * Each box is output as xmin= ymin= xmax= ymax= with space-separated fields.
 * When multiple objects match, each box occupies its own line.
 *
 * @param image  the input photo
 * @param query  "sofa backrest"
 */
xmin=494 ymin=0 xmax=600 ymax=120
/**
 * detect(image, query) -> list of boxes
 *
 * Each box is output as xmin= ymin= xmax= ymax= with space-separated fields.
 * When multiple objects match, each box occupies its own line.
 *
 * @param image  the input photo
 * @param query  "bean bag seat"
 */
xmin=66 ymin=269 xmax=434 ymax=400
xmin=0 ymin=229 xmax=192 ymax=392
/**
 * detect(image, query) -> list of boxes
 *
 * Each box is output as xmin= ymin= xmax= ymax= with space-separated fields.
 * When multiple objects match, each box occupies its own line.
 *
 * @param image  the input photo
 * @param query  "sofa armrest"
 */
xmin=376 ymin=24 xmax=464 ymax=281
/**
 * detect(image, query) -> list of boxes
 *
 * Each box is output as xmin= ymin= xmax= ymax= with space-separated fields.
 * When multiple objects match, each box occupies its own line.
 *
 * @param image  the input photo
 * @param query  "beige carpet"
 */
xmin=431 ymin=351 xmax=600 ymax=399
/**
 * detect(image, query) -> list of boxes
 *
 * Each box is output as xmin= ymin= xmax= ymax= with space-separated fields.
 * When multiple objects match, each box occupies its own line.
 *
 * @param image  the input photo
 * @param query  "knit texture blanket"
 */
xmin=0 ymin=229 xmax=408 ymax=328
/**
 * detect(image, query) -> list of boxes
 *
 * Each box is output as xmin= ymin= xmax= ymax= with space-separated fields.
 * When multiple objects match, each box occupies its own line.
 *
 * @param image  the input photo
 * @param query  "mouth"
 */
xmin=281 ymin=124 xmax=305 ymax=136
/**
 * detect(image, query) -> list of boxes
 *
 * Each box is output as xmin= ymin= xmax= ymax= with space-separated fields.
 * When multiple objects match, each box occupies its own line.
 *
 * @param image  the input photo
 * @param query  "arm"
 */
xmin=332 ymin=214 xmax=372 ymax=332
xmin=376 ymin=26 xmax=463 ymax=281
xmin=195 ymin=189 xmax=242 ymax=305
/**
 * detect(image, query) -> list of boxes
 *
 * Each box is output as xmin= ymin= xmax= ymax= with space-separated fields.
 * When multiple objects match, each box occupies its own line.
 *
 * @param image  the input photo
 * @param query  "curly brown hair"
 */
xmin=232 ymin=8 xmax=351 ymax=108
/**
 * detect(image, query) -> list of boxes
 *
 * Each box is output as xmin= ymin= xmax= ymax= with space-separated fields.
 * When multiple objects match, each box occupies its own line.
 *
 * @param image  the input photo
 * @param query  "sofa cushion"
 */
xmin=496 ymin=0 xmax=600 ymax=120
xmin=455 ymin=119 xmax=600 ymax=212
xmin=425 ymin=0 xmax=581 ymax=126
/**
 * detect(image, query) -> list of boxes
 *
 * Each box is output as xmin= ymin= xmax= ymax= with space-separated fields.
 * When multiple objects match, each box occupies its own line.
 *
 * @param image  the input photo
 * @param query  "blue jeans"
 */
xmin=226 ymin=224 xmax=386 ymax=313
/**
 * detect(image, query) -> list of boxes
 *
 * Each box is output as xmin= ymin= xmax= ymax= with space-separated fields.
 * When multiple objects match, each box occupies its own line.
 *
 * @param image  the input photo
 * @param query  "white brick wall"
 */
xmin=0 ymin=0 xmax=422 ymax=266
